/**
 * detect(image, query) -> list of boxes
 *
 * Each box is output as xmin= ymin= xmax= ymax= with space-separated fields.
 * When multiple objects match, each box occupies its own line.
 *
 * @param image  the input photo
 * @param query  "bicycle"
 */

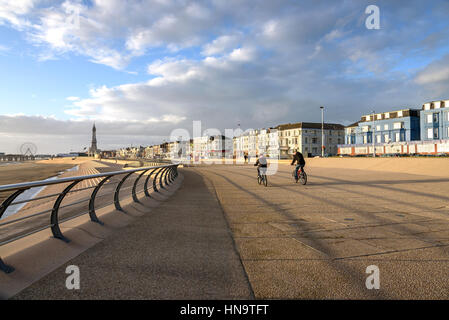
xmin=257 ymin=168 xmax=268 ymax=187
xmin=293 ymin=166 xmax=307 ymax=185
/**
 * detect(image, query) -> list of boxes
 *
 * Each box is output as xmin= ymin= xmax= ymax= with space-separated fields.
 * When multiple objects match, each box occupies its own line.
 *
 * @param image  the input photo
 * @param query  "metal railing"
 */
xmin=0 ymin=163 xmax=180 ymax=274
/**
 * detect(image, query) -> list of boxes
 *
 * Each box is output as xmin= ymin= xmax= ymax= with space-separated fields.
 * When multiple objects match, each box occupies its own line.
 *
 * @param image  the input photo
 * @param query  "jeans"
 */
xmin=257 ymin=165 xmax=267 ymax=176
xmin=294 ymin=164 xmax=304 ymax=179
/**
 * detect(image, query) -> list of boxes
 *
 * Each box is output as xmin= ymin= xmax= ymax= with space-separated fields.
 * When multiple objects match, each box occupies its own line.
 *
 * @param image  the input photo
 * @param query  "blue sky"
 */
xmin=0 ymin=0 xmax=449 ymax=153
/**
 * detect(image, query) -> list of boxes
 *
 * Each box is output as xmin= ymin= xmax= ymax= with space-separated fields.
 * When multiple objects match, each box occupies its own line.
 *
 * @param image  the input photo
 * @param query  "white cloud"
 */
xmin=66 ymin=96 xmax=80 ymax=101
xmin=228 ymin=47 xmax=254 ymax=62
xmin=0 ymin=0 xmax=36 ymax=28
xmin=201 ymin=33 xmax=241 ymax=56
xmin=415 ymin=55 xmax=449 ymax=84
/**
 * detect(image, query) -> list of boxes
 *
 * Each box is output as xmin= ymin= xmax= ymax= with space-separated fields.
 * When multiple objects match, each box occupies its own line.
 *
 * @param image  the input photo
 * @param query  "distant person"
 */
xmin=291 ymin=150 xmax=306 ymax=180
xmin=254 ymin=153 xmax=268 ymax=177
xmin=244 ymin=153 xmax=248 ymax=163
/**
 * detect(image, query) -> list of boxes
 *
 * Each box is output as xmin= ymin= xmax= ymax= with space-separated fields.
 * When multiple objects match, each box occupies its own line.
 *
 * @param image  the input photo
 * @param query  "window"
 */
xmin=384 ymin=124 xmax=389 ymax=130
xmin=366 ymin=115 xmax=371 ymax=121
xmin=376 ymin=135 xmax=381 ymax=143
xmin=434 ymin=128 xmax=439 ymax=139
xmin=304 ymin=137 xmax=308 ymax=143
xmin=447 ymin=127 xmax=449 ymax=138
xmin=385 ymin=113 xmax=390 ymax=119
xmin=424 ymin=103 xmax=430 ymax=110
xmin=377 ymin=114 xmax=382 ymax=120
xmin=393 ymin=122 xmax=403 ymax=129
xmin=433 ymin=113 xmax=439 ymax=123
xmin=312 ymin=138 xmax=317 ymax=144
xmin=363 ymin=135 xmax=367 ymax=144
xmin=427 ymin=128 xmax=433 ymax=139
xmin=427 ymin=114 xmax=433 ymax=123
xmin=398 ymin=111 xmax=403 ymax=117
xmin=384 ymin=134 xmax=389 ymax=143
xmin=395 ymin=133 xmax=400 ymax=142
xmin=376 ymin=125 xmax=381 ymax=131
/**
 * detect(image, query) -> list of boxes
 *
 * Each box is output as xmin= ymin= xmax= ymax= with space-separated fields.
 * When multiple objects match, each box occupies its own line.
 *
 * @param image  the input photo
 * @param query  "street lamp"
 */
xmin=320 ymin=106 xmax=324 ymax=157
xmin=372 ymin=110 xmax=375 ymax=158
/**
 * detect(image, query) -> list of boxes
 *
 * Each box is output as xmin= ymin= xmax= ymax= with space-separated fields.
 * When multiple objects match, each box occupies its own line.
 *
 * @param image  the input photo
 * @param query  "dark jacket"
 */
xmin=291 ymin=152 xmax=305 ymax=166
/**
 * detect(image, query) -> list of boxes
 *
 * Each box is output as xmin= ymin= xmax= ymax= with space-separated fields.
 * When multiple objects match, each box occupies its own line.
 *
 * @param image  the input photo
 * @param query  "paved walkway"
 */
xmin=195 ymin=164 xmax=449 ymax=299
xmin=13 ymin=169 xmax=253 ymax=299
xmin=11 ymin=163 xmax=449 ymax=299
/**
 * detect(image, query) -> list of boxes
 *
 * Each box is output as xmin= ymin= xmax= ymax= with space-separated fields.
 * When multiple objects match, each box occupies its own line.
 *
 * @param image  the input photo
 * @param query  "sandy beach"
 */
xmin=0 ymin=158 xmax=95 ymax=202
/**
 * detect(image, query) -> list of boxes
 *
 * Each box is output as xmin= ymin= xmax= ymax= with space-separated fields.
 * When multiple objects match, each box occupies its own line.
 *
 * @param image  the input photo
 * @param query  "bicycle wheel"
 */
xmin=299 ymin=171 xmax=307 ymax=185
xmin=257 ymin=175 xmax=262 ymax=185
xmin=263 ymin=174 xmax=268 ymax=187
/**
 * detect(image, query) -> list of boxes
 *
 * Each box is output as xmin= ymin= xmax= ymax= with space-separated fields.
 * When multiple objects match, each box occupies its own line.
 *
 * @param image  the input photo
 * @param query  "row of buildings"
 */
xmin=116 ymin=122 xmax=345 ymax=160
xmin=111 ymin=98 xmax=449 ymax=160
xmin=339 ymin=99 xmax=449 ymax=156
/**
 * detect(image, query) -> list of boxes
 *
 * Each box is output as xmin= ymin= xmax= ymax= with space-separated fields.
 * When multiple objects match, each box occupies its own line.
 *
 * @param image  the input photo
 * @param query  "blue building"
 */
xmin=420 ymin=100 xmax=449 ymax=141
xmin=345 ymin=109 xmax=421 ymax=145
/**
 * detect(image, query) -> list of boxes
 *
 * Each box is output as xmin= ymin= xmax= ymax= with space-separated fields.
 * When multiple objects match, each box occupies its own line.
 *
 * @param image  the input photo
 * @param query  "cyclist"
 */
xmin=291 ymin=150 xmax=305 ymax=180
xmin=254 ymin=153 xmax=268 ymax=177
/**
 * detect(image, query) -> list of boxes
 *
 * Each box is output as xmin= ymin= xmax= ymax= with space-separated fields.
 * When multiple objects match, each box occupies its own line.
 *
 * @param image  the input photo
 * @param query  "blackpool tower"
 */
xmin=88 ymin=123 xmax=98 ymax=156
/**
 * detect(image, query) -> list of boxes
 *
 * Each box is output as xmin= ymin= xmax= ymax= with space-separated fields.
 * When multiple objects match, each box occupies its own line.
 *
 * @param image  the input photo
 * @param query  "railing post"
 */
xmin=166 ymin=166 xmax=173 ymax=185
xmin=0 ymin=189 xmax=27 ymax=219
xmin=163 ymin=167 xmax=170 ymax=187
xmin=132 ymin=169 xmax=149 ymax=203
xmin=114 ymin=172 xmax=133 ymax=212
xmin=144 ymin=168 xmax=158 ymax=197
xmin=171 ymin=166 xmax=177 ymax=181
xmin=88 ymin=175 xmax=112 ymax=225
xmin=0 ymin=257 xmax=14 ymax=274
xmin=51 ymin=180 xmax=82 ymax=243
xmin=167 ymin=167 xmax=174 ymax=183
xmin=174 ymin=165 xmax=178 ymax=178
xmin=153 ymin=168 xmax=162 ymax=193
xmin=159 ymin=167 xmax=170 ymax=190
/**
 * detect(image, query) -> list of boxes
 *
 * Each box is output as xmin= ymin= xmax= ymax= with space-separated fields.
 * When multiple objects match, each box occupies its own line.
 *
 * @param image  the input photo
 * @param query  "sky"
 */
xmin=0 ymin=0 xmax=449 ymax=154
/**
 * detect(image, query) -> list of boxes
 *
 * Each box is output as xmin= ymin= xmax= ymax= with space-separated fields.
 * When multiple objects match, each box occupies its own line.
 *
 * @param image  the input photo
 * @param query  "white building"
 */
xmin=277 ymin=122 xmax=344 ymax=158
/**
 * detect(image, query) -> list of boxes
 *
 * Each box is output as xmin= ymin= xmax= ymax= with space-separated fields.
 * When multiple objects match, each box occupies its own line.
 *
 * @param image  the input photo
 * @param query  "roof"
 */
xmin=276 ymin=122 xmax=344 ymax=130
xmin=359 ymin=108 xmax=421 ymax=122
xmin=345 ymin=121 xmax=360 ymax=128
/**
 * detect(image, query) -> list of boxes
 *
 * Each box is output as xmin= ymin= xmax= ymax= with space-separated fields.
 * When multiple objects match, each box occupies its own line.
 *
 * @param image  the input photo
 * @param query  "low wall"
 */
xmin=338 ymin=140 xmax=449 ymax=156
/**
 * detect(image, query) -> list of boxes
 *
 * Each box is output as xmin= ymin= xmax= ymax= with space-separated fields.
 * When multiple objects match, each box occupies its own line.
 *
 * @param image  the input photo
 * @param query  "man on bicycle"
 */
xmin=254 ymin=153 xmax=268 ymax=177
xmin=291 ymin=149 xmax=306 ymax=180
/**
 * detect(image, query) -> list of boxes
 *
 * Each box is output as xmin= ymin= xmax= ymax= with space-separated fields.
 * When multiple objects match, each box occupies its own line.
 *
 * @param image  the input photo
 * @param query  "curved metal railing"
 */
xmin=0 ymin=163 xmax=180 ymax=274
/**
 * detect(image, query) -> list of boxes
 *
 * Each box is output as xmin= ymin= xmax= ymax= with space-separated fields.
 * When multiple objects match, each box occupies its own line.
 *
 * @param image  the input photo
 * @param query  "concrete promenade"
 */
xmin=11 ymin=169 xmax=253 ymax=300
xmin=6 ymin=159 xmax=449 ymax=299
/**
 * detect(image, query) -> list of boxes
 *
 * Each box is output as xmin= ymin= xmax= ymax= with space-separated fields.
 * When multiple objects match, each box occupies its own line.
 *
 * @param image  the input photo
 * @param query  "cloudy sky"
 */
xmin=0 ymin=0 xmax=449 ymax=154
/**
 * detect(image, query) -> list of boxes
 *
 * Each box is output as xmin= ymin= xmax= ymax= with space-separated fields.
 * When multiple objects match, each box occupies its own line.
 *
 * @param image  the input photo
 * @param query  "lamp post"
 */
xmin=372 ymin=110 xmax=375 ymax=158
xmin=320 ymin=106 xmax=324 ymax=157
